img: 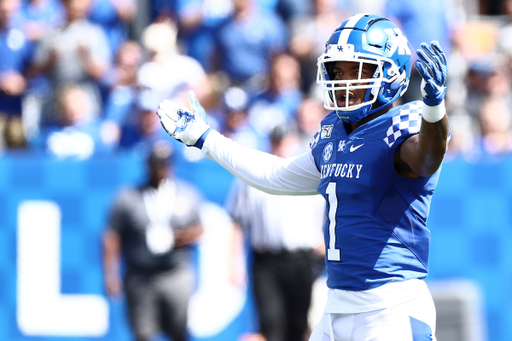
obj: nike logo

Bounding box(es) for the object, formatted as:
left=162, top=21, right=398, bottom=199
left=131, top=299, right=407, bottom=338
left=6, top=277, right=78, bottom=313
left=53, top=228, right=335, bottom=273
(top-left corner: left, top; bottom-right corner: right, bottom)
left=350, top=143, right=364, bottom=152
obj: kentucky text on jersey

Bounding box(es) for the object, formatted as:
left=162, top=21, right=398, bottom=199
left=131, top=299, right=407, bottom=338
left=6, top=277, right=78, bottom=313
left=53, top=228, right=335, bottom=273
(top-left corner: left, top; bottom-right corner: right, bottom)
left=320, top=163, right=363, bottom=179
left=311, top=101, right=439, bottom=291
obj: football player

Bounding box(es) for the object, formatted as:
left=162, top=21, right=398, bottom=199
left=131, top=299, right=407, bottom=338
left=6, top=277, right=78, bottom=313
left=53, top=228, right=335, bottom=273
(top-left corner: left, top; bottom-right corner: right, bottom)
left=156, top=13, right=449, bottom=341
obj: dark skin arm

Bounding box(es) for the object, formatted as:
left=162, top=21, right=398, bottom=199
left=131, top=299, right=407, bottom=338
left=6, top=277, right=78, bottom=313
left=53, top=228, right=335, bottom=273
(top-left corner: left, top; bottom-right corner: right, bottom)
left=103, top=230, right=123, bottom=297
left=174, top=223, right=204, bottom=247
left=346, top=100, right=449, bottom=179
left=394, top=114, right=450, bottom=178
left=395, top=40, right=450, bottom=178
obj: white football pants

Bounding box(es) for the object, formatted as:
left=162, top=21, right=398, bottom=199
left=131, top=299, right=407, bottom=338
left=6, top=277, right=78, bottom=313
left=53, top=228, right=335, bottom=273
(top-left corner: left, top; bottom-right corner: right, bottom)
left=308, top=290, right=436, bottom=341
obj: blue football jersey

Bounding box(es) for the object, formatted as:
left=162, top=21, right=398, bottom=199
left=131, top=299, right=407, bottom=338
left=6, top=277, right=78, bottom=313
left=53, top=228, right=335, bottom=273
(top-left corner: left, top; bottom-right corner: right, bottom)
left=310, top=101, right=441, bottom=291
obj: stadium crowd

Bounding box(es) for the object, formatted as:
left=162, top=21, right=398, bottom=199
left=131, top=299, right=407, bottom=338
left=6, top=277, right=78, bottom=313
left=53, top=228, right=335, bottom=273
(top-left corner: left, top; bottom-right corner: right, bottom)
left=2, top=0, right=512, bottom=162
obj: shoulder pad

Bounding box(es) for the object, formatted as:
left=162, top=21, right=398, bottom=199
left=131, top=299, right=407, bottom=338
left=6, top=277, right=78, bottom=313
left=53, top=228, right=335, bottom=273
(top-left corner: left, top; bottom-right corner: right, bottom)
left=383, top=101, right=423, bottom=147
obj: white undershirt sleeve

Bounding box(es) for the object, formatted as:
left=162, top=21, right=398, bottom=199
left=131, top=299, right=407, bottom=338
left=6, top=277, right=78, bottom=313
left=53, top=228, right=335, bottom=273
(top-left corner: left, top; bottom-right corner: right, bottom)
left=201, top=131, right=321, bottom=195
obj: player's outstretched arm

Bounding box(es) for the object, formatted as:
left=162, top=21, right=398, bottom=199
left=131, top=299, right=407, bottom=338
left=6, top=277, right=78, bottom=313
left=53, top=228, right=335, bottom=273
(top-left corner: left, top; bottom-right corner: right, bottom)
left=395, top=41, right=450, bottom=178
left=156, top=91, right=321, bottom=195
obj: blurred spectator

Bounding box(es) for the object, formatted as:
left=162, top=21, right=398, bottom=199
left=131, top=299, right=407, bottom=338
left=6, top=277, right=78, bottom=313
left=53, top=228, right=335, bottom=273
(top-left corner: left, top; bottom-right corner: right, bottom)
left=174, top=0, right=233, bottom=71
left=31, top=84, right=116, bottom=158
left=288, top=0, right=347, bottom=93
left=29, top=0, right=111, bottom=124
left=341, top=0, right=386, bottom=15
left=220, top=86, right=267, bottom=150
left=151, top=0, right=179, bottom=22
left=210, top=0, right=288, bottom=93
left=443, top=113, right=479, bottom=161
left=101, top=40, right=144, bottom=127
left=295, top=95, right=328, bottom=151
left=103, top=141, right=204, bottom=341
left=464, top=54, right=512, bottom=118
left=497, top=0, right=512, bottom=65
left=476, top=96, right=512, bottom=156
left=443, top=33, right=469, bottom=116
left=191, top=73, right=226, bottom=125
left=15, top=0, right=66, bottom=141
left=246, top=53, right=302, bottom=141
left=384, top=0, right=458, bottom=103
left=16, top=0, right=65, bottom=43
left=87, top=0, right=137, bottom=57
left=275, top=0, right=311, bottom=24
left=137, top=20, right=207, bottom=102
left=226, top=124, right=325, bottom=341
left=0, top=0, right=34, bottom=149
left=117, top=89, right=174, bottom=157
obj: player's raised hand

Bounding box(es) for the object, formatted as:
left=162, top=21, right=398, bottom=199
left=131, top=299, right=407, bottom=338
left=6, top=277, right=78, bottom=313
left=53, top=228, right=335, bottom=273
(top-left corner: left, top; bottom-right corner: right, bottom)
left=156, top=91, right=211, bottom=148
left=415, top=41, right=448, bottom=107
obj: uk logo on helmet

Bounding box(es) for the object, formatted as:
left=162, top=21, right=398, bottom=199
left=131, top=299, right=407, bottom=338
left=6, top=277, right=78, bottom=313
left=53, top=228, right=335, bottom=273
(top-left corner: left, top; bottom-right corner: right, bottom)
left=384, top=28, right=411, bottom=56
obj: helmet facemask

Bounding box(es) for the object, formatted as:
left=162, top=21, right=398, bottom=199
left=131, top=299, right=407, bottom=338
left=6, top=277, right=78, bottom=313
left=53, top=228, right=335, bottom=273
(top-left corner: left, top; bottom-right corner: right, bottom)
left=317, top=51, right=402, bottom=123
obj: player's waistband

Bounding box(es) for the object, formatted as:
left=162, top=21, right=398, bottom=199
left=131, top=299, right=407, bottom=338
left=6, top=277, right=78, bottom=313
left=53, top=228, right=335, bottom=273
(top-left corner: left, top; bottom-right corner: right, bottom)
left=324, top=278, right=430, bottom=314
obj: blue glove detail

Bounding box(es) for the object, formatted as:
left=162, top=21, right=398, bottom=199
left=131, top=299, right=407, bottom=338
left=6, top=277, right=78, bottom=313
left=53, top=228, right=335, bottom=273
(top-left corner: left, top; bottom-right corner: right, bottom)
left=415, top=41, right=448, bottom=106
left=194, top=128, right=212, bottom=149
left=173, top=108, right=195, bottom=135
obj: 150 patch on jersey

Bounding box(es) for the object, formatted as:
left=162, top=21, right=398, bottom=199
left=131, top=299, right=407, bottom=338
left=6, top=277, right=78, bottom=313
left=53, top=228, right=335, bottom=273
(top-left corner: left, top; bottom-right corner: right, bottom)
left=321, top=125, right=334, bottom=139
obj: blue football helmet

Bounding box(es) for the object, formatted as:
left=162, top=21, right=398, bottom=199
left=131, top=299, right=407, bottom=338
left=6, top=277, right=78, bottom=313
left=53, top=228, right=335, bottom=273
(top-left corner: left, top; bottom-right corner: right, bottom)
left=316, top=14, right=412, bottom=123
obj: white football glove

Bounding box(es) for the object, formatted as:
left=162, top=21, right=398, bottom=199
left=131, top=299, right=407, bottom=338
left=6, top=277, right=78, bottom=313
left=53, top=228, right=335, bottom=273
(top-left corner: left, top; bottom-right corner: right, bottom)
left=156, top=91, right=211, bottom=148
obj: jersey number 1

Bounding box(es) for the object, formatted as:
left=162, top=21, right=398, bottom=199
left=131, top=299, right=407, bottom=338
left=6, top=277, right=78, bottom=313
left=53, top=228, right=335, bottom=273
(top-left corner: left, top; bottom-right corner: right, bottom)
left=326, top=182, right=341, bottom=261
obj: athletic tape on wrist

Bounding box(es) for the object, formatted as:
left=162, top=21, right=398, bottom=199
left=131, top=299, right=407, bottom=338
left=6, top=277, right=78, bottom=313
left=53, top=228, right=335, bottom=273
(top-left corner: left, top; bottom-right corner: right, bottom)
left=422, top=101, right=446, bottom=123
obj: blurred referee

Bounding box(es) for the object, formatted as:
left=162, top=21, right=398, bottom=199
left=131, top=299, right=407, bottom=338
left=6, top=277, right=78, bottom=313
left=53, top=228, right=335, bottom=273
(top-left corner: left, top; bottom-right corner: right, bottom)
left=226, top=125, right=325, bottom=341
left=103, top=141, right=203, bottom=341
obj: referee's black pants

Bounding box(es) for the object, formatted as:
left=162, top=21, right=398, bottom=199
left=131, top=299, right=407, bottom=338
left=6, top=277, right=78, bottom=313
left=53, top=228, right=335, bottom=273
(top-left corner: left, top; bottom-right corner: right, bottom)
left=252, top=249, right=319, bottom=341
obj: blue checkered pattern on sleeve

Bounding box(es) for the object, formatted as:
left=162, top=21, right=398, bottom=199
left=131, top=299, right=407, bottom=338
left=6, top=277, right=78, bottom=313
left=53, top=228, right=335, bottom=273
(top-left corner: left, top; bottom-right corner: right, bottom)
left=383, top=101, right=423, bottom=147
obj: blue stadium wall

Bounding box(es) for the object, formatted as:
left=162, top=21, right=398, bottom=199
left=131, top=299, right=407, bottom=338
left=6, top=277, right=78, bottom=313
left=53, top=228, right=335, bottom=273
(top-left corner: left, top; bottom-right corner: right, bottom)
left=0, top=152, right=511, bottom=341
